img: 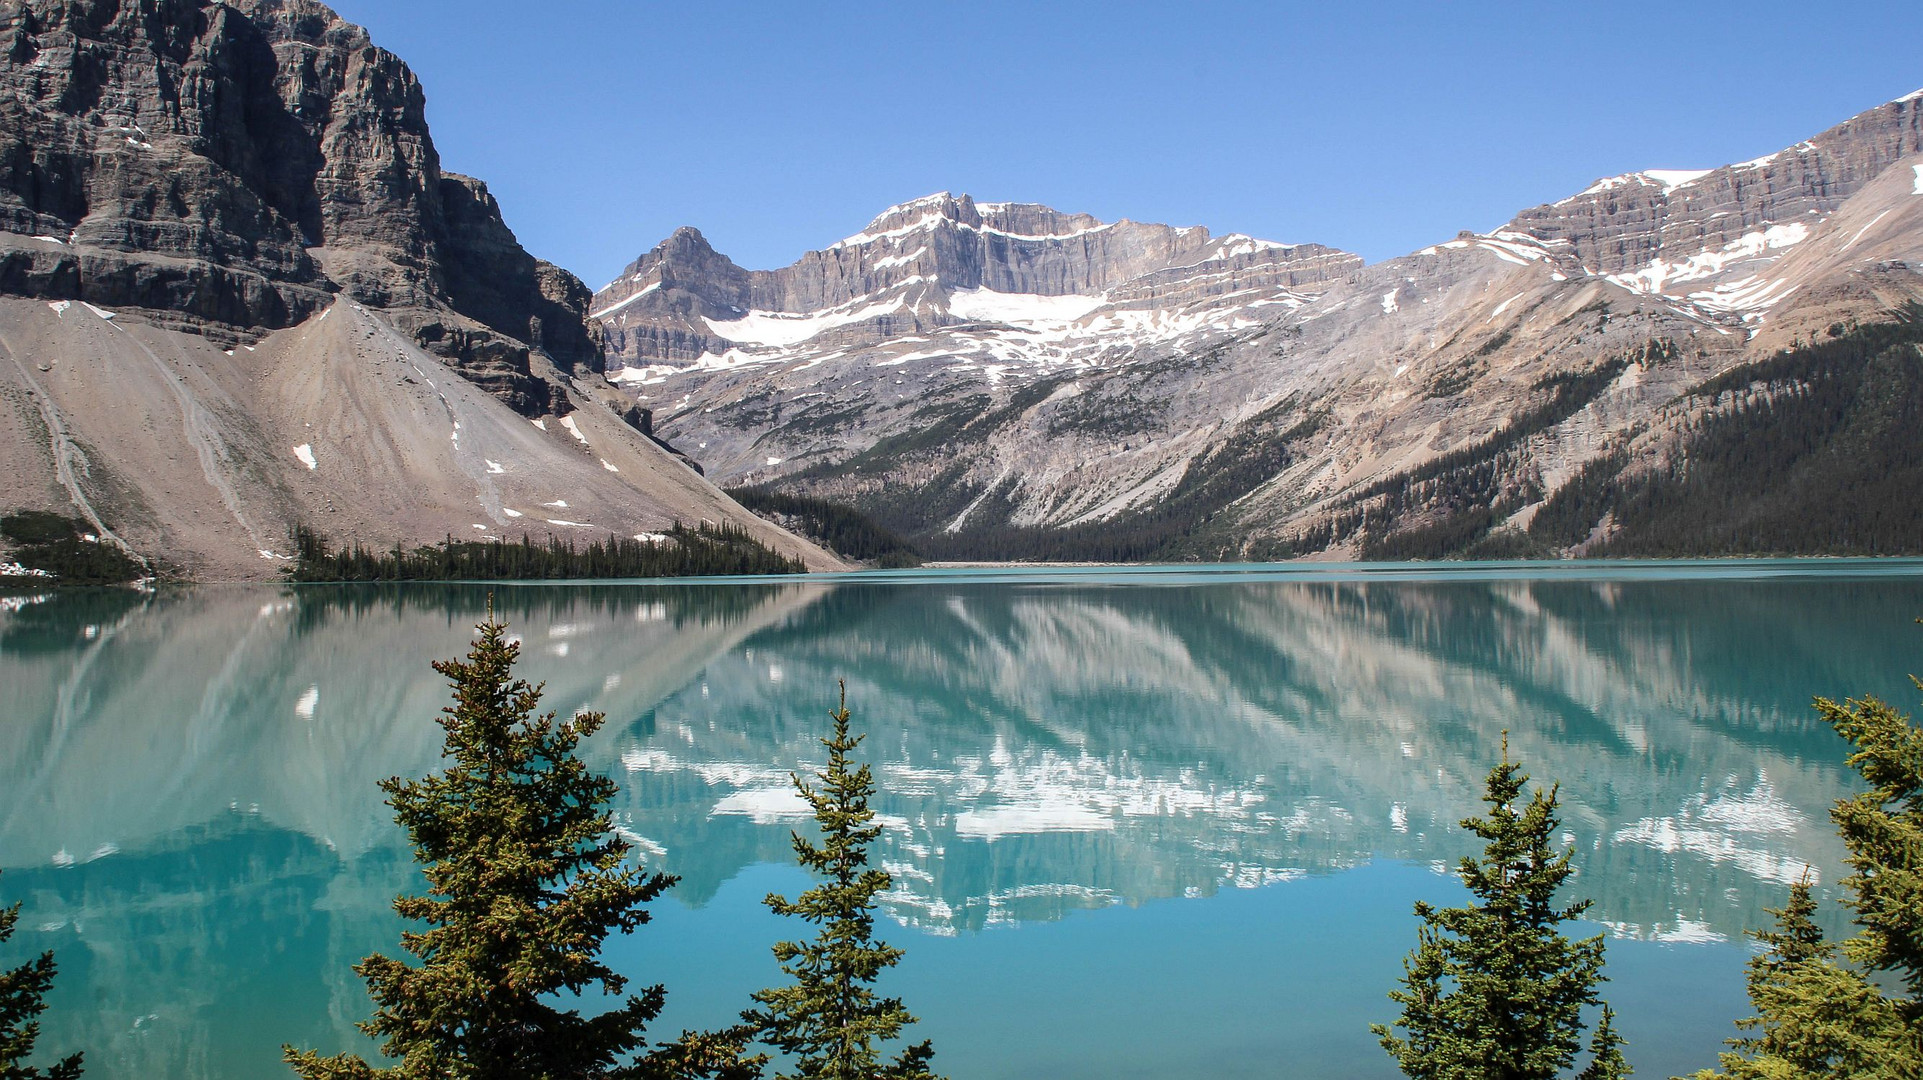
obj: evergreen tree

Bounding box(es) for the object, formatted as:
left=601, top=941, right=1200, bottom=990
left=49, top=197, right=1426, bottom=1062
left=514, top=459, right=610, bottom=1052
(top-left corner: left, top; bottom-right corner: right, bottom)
left=0, top=870, right=82, bottom=1080
left=285, top=616, right=759, bottom=1080
left=1817, top=689, right=1923, bottom=1016
left=1373, top=737, right=1622, bottom=1080
left=1576, top=1006, right=1628, bottom=1080
left=1689, top=880, right=1905, bottom=1080
left=746, top=684, right=939, bottom=1080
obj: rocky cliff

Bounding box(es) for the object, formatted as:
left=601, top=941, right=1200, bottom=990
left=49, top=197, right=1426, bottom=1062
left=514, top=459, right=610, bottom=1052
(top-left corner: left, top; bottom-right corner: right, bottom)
left=1508, top=92, right=1923, bottom=280
left=0, top=0, right=839, bottom=578
left=0, top=0, right=603, bottom=415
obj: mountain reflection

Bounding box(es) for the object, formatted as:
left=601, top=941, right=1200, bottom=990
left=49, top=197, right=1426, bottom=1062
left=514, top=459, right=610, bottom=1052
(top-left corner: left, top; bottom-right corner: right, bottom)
left=608, top=576, right=1888, bottom=938
left=2, top=570, right=1917, bottom=1075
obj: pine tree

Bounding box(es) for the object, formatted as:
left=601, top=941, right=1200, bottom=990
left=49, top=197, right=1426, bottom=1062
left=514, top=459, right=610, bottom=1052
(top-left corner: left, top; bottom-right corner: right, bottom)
left=746, top=683, right=939, bottom=1080
left=1576, top=1006, right=1628, bottom=1080
left=1373, top=736, right=1623, bottom=1080
left=284, top=616, right=759, bottom=1080
left=1689, top=880, right=1905, bottom=1080
left=1817, top=689, right=1923, bottom=1015
left=0, top=870, right=82, bottom=1080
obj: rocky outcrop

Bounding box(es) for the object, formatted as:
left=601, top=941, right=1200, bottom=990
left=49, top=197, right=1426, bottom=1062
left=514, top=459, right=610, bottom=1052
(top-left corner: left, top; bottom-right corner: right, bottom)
left=0, top=0, right=604, bottom=414
left=1507, top=93, right=1923, bottom=278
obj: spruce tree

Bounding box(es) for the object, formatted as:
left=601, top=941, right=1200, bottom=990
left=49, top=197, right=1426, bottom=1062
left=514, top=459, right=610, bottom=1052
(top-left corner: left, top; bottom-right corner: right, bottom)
left=284, top=616, right=758, bottom=1080
left=1690, top=677, right=1923, bottom=1079
left=1373, top=737, right=1623, bottom=1080
left=0, top=870, right=82, bottom=1080
left=1689, top=880, right=1904, bottom=1080
left=746, top=683, right=939, bottom=1080
left=1817, top=689, right=1923, bottom=1014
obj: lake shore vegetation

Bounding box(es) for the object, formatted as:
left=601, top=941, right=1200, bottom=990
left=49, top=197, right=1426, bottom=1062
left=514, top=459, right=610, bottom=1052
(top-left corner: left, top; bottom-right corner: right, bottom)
left=290, top=523, right=804, bottom=582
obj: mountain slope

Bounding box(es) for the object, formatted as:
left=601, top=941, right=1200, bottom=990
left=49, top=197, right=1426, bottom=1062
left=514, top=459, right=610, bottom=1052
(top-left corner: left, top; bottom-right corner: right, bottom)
left=0, top=0, right=841, bottom=576
left=595, top=90, right=1923, bottom=560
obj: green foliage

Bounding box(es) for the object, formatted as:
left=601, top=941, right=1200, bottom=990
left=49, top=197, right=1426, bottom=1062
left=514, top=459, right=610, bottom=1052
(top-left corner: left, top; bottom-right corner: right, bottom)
left=0, top=512, right=78, bottom=546
left=1820, top=688, right=1923, bottom=1007
left=1373, top=740, right=1621, bottom=1080
left=0, top=869, right=83, bottom=1079
left=1531, top=307, right=1923, bottom=556
left=291, top=523, right=804, bottom=582
left=1347, top=349, right=1648, bottom=559
left=1688, top=881, right=1906, bottom=1080
left=1693, top=665, right=1923, bottom=1079
left=284, top=619, right=758, bottom=1080
left=0, top=511, right=143, bottom=585
left=723, top=489, right=921, bottom=567
left=746, top=685, right=939, bottom=1080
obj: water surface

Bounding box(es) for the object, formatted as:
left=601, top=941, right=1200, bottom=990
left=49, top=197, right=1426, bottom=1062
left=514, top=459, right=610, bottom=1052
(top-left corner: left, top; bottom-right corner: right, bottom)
left=4, top=561, right=1920, bottom=1078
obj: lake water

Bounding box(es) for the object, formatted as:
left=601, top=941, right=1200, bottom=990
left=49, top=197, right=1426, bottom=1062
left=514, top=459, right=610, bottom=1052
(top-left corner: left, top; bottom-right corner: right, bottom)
left=5, top=562, right=1922, bottom=1079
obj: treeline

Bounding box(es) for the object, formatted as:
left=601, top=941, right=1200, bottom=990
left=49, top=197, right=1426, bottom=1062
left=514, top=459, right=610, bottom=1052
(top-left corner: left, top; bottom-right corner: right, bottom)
left=1528, top=306, right=1923, bottom=556
left=1340, top=346, right=1659, bottom=560
left=0, top=511, right=144, bottom=585
left=725, top=487, right=923, bottom=567
left=290, top=522, right=804, bottom=581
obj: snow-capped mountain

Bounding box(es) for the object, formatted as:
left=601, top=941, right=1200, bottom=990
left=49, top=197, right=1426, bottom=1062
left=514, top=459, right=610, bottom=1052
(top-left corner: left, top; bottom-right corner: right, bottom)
left=594, top=192, right=1359, bottom=377
left=596, top=91, right=1923, bottom=560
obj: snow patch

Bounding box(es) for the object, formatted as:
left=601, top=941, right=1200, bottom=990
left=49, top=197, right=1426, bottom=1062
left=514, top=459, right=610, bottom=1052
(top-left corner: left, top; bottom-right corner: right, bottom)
left=1643, top=168, right=1712, bottom=192
left=601, top=459, right=620, bottom=473
left=546, top=518, right=594, bottom=527
left=870, top=246, right=927, bottom=270
left=589, top=281, right=660, bottom=319
left=485, top=459, right=505, bottom=474
left=81, top=302, right=116, bottom=320
left=948, top=287, right=1107, bottom=327
left=1607, top=223, right=1810, bottom=296
left=1380, top=290, right=1399, bottom=314
left=47, top=300, right=70, bottom=315
left=559, top=415, right=590, bottom=445
left=1912, top=163, right=1923, bottom=195
left=294, top=685, right=319, bottom=720
left=502, top=508, right=524, bottom=518
left=1211, top=234, right=1291, bottom=259
left=705, top=296, right=906, bottom=347
left=530, top=418, right=547, bottom=431
left=292, top=444, right=317, bottom=470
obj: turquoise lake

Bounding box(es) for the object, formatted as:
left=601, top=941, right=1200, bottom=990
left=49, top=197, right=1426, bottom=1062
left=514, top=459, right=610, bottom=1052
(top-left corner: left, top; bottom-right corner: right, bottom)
left=5, top=561, right=1923, bottom=1078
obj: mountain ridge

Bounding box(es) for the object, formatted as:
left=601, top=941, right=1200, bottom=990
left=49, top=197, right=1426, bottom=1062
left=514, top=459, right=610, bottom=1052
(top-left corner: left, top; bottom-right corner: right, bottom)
left=590, top=87, right=1923, bottom=560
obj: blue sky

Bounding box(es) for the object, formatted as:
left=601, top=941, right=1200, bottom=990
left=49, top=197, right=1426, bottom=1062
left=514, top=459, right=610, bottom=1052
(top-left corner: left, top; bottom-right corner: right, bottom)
left=327, top=1, right=1923, bottom=287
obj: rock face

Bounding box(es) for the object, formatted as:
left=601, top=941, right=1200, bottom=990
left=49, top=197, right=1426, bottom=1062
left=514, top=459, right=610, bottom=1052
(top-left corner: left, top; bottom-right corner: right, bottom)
left=1509, top=93, right=1923, bottom=278
left=0, top=0, right=840, bottom=578
left=593, top=192, right=1362, bottom=368
left=599, top=92, right=1923, bottom=561
left=0, top=0, right=604, bottom=415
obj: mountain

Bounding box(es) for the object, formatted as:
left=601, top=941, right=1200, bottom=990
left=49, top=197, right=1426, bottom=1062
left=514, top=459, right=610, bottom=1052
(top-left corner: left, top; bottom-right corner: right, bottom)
left=0, top=0, right=839, bottom=578
left=594, top=193, right=1360, bottom=370
left=597, top=92, right=1923, bottom=560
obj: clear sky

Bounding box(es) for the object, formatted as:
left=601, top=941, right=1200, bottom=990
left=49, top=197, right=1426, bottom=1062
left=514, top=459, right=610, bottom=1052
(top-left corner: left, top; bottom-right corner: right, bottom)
left=326, top=0, right=1923, bottom=288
